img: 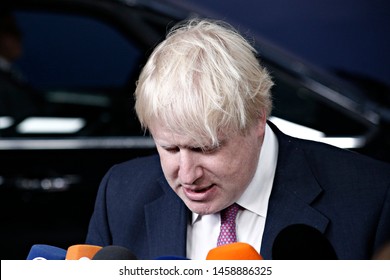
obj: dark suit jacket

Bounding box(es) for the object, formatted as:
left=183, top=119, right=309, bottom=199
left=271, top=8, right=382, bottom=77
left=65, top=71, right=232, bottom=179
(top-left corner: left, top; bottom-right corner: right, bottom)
left=86, top=122, right=390, bottom=259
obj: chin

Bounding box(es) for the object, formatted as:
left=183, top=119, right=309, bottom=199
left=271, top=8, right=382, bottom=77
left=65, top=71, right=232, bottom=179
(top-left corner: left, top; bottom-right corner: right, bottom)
left=185, top=201, right=222, bottom=215
left=186, top=202, right=211, bottom=215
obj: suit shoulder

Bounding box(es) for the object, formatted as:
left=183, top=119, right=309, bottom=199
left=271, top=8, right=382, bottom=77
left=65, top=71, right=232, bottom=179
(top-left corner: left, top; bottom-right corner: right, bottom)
left=110, top=154, right=161, bottom=174
left=290, top=136, right=390, bottom=184
left=97, top=154, right=168, bottom=203
left=270, top=120, right=390, bottom=173
left=103, top=154, right=164, bottom=186
left=303, top=138, right=388, bottom=168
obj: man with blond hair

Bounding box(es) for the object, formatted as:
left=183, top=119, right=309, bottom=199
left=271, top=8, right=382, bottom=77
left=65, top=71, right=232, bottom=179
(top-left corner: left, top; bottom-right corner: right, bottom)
left=86, top=18, right=390, bottom=260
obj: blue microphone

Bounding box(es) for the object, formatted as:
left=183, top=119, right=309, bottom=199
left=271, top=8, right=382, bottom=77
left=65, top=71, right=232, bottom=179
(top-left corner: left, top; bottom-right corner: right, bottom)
left=26, top=244, right=67, bottom=260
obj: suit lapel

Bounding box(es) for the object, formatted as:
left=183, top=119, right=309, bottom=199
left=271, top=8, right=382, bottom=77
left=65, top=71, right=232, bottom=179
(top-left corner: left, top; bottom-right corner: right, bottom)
left=261, top=122, right=330, bottom=259
left=144, top=177, right=189, bottom=259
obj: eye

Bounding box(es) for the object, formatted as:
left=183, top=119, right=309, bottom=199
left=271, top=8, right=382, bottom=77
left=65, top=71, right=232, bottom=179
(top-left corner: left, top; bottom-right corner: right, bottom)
left=202, top=140, right=224, bottom=154
left=163, top=146, right=180, bottom=153
left=190, top=147, right=204, bottom=153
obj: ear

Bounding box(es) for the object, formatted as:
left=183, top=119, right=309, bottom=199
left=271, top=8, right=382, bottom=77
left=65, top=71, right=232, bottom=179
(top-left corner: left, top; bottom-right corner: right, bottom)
left=261, top=108, right=268, bottom=125
left=255, top=109, right=267, bottom=137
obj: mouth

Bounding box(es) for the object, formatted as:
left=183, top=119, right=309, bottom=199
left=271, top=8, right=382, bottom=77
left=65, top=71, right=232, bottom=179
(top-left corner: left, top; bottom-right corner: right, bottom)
left=192, top=185, right=214, bottom=193
left=182, top=184, right=216, bottom=201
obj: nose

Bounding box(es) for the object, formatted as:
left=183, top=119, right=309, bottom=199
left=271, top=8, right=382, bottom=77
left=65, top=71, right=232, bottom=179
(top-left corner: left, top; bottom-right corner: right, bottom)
left=178, top=150, right=203, bottom=185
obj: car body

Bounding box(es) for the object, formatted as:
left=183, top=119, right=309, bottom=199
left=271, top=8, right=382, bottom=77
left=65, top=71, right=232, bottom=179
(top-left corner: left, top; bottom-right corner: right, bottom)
left=1, top=0, right=389, bottom=259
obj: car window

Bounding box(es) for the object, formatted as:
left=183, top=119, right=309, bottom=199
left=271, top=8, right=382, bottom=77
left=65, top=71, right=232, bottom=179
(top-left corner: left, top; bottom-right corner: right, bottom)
left=16, top=12, right=141, bottom=89
left=1, top=10, right=144, bottom=137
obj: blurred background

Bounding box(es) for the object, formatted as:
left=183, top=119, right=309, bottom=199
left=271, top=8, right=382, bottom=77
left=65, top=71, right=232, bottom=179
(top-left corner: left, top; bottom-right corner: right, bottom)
left=170, top=0, right=390, bottom=88
left=1, top=0, right=389, bottom=259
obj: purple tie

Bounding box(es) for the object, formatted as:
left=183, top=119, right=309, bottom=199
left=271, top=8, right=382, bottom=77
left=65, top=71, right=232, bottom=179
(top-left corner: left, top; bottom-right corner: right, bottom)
left=217, top=203, right=241, bottom=246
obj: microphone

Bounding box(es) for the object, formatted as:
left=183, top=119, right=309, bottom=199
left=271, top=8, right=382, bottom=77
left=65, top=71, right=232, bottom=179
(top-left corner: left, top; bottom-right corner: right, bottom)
left=206, top=242, right=263, bottom=260
left=65, top=244, right=102, bottom=260
left=272, top=224, right=338, bottom=260
left=26, top=244, right=67, bottom=260
left=92, top=245, right=138, bottom=260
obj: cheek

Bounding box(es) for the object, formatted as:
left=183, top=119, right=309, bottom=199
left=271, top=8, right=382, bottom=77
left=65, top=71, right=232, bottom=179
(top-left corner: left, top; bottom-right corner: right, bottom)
left=221, top=144, right=260, bottom=184
left=158, top=153, right=178, bottom=178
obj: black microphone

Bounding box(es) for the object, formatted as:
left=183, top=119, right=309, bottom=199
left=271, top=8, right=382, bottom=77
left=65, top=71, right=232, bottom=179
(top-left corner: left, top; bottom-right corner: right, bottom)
left=92, top=245, right=138, bottom=260
left=272, top=224, right=338, bottom=260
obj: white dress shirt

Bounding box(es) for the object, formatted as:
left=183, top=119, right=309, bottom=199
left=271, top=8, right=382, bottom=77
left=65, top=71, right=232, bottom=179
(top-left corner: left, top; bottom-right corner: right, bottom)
left=186, top=123, right=279, bottom=259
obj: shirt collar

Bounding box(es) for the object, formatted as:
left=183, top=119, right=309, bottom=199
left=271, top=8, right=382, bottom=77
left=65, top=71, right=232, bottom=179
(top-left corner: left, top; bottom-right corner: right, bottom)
left=236, top=123, right=278, bottom=217
left=191, top=123, right=279, bottom=224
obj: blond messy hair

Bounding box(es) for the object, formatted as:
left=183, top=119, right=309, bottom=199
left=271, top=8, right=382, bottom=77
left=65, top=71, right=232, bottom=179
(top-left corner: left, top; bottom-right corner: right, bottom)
left=134, top=18, right=273, bottom=147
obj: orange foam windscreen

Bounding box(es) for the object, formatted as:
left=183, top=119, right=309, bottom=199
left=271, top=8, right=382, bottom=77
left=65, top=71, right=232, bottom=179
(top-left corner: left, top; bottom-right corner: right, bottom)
left=65, top=244, right=102, bottom=260
left=206, top=242, right=263, bottom=260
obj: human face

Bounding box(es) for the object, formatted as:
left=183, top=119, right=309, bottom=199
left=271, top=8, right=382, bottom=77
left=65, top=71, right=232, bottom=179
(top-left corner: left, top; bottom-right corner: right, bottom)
left=150, top=119, right=266, bottom=215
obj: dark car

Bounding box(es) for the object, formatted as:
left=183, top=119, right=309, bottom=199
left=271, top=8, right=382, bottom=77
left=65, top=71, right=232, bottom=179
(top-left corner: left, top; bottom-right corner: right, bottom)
left=1, top=0, right=389, bottom=259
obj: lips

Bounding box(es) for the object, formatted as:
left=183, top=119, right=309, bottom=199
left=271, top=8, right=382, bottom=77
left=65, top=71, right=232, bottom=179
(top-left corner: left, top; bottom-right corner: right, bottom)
left=182, top=184, right=216, bottom=201
left=194, top=185, right=213, bottom=192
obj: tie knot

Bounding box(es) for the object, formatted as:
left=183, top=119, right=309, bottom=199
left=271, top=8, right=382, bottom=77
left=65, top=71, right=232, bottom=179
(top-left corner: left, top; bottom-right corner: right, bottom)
left=220, top=203, right=241, bottom=223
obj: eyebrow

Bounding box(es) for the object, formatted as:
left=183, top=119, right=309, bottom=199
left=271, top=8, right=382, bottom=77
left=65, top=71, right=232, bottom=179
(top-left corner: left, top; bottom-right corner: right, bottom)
left=159, top=140, right=225, bottom=151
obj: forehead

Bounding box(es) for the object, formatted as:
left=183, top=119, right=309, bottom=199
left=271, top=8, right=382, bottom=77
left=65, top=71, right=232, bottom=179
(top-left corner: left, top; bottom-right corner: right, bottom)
left=150, top=123, right=205, bottom=146
left=149, top=121, right=226, bottom=148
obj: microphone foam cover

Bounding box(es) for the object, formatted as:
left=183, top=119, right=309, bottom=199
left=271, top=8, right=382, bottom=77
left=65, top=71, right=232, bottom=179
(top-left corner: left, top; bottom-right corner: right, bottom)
left=272, top=224, right=338, bottom=260
left=66, top=244, right=102, bottom=260
left=206, top=242, right=262, bottom=260
left=92, top=245, right=138, bottom=260
left=27, top=244, right=67, bottom=260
